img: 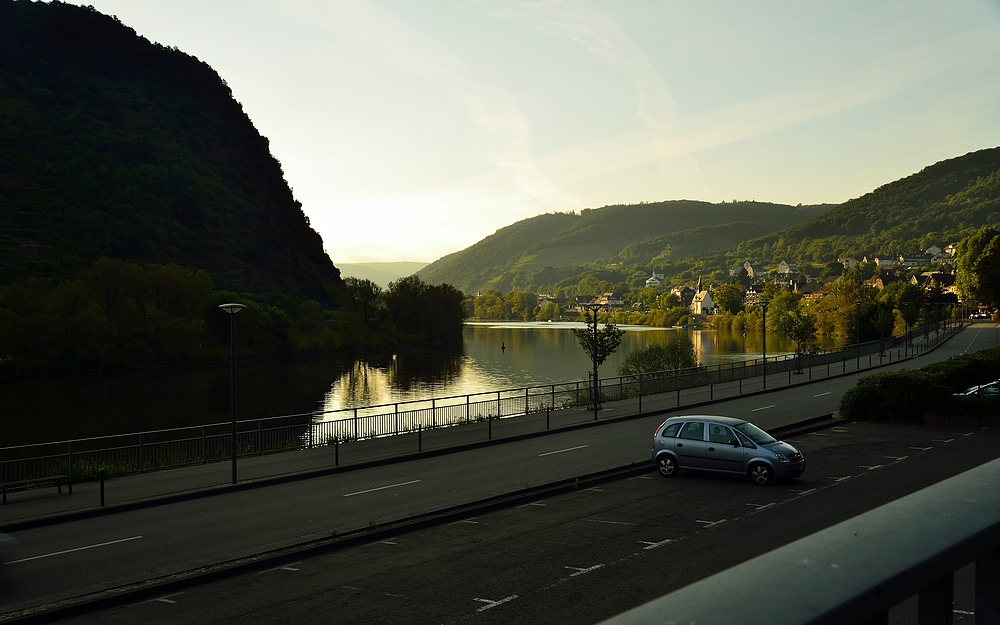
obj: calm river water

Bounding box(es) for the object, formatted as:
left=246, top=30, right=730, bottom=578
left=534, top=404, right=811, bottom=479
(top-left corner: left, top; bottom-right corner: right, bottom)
left=1, top=323, right=844, bottom=446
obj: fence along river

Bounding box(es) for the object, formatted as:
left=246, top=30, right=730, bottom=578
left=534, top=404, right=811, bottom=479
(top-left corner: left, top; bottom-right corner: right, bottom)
left=10, top=322, right=962, bottom=488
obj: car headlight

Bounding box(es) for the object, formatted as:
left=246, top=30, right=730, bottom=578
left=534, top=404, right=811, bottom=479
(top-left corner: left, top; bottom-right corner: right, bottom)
left=777, top=455, right=790, bottom=463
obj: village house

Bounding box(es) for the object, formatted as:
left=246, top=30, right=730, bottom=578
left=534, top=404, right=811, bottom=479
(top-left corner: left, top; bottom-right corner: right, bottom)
left=874, top=256, right=896, bottom=269
left=839, top=257, right=860, bottom=269
left=743, top=286, right=760, bottom=308
left=794, top=280, right=825, bottom=299
left=690, top=290, right=716, bottom=315
left=644, top=270, right=665, bottom=288
left=744, top=261, right=767, bottom=280
left=672, top=285, right=696, bottom=307
left=899, top=253, right=929, bottom=268
left=592, top=292, right=625, bottom=309
left=944, top=243, right=959, bottom=257
left=776, top=260, right=798, bottom=275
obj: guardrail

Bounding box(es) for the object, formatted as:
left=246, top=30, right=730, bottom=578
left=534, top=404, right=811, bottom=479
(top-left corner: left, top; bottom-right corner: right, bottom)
left=597, top=454, right=1000, bottom=625
left=0, top=322, right=960, bottom=489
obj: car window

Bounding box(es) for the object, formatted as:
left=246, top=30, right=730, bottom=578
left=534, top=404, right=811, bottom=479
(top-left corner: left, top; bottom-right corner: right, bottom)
left=708, top=424, right=735, bottom=444
left=733, top=422, right=776, bottom=444
left=733, top=429, right=756, bottom=448
left=678, top=422, right=705, bottom=440
left=660, top=423, right=682, bottom=438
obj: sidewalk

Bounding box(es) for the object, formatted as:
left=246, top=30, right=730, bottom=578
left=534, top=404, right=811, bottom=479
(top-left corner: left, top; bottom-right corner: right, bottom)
left=0, top=325, right=968, bottom=529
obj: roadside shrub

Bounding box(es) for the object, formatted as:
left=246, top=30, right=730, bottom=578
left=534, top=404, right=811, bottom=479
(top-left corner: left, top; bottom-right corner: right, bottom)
left=839, top=371, right=951, bottom=422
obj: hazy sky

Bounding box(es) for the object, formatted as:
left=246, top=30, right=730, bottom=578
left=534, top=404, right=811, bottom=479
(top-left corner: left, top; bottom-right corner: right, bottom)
left=90, top=0, right=1000, bottom=264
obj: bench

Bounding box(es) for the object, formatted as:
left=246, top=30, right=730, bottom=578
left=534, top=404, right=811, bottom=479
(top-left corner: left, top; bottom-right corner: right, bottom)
left=1, top=475, right=71, bottom=504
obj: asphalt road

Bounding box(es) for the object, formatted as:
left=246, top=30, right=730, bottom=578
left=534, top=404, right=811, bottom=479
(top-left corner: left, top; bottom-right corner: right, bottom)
left=61, top=422, right=1000, bottom=625
left=1, top=321, right=997, bottom=619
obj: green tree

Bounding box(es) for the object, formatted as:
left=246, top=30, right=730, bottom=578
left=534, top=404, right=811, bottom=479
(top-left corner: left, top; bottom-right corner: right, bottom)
left=956, top=226, right=1000, bottom=304
left=870, top=302, right=895, bottom=355
left=972, top=236, right=1000, bottom=309
left=535, top=301, right=560, bottom=321
left=573, top=308, right=625, bottom=407
left=779, top=309, right=817, bottom=372
left=712, top=283, right=746, bottom=315
left=618, top=333, right=697, bottom=376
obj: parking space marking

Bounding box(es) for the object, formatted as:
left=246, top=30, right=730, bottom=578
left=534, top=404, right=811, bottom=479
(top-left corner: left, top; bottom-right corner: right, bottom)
left=585, top=487, right=604, bottom=492
left=638, top=539, right=673, bottom=550
left=826, top=476, right=852, bottom=482
left=518, top=502, right=547, bottom=508
left=746, top=503, right=776, bottom=511
left=447, top=519, right=479, bottom=525
left=808, top=432, right=828, bottom=436
left=629, top=475, right=654, bottom=480
left=751, top=404, right=776, bottom=412
left=343, top=480, right=421, bottom=497
left=859, top=465, right=883, bottom=471
left=585, top=519, right=633, bottom=526
left=566, top=564, right=604, bottom=577
left=932, top=439, right=955, bottom=444
left=884, top=455, right=908, bottom=461
left=813, top=392, right=831, bottom=397
left=145, top=593, right=183, bottom=605
left=696, top=519, right=727, bottom=528
left=539, top=445, right=588, bottom=457
left=911, top=446, right=933, bottom=451
left=259, top=562, right=303, bottom=574
left=790, top=488, right=817, bottom=495
left=474, top=596, right=518, bottom=612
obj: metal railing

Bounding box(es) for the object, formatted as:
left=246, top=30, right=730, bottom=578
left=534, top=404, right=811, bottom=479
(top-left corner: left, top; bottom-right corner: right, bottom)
left=0, top=322, right=961, bottom=490
left=597, top=454, right=1000, bottom=625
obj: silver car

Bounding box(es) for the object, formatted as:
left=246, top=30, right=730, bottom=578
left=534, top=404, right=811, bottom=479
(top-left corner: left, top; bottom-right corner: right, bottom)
left=651, top=415, right=805, bottom=485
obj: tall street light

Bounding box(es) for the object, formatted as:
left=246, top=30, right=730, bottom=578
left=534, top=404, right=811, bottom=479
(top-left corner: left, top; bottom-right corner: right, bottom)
left=579, top=302, right=604, bottom=418
left=758, top=300, right=770, bottom=390
left=854, top=300, right=863, bottom=370
left=219, top=303, right=246, bottom=484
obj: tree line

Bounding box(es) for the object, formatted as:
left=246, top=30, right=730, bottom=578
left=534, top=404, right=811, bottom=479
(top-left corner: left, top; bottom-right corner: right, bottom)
left=0, top=259, right=465, bottom=375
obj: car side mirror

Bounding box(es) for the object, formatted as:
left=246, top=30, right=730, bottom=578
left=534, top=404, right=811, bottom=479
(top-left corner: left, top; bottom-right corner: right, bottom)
left=728, top=439, right=740, bottom=446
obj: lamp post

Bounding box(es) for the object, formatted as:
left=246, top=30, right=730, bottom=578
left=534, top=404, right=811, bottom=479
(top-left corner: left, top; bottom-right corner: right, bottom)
left=219, top=303, right=246, bottom=484
left=854, top=300, right=863, bottom=370
left=758, top=300, right=770, bottom=389
left=579, top=302, right=604, bottom=417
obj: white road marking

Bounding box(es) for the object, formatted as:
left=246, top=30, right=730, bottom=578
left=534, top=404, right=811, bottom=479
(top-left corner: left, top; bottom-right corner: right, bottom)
left=826, top=476, right=852, bottom=482
left=474, top=595, right=518, bottom=612
left=791, top=488, right=817, bottom=495
left=910, top=446, right=933, bottom=451
left=585, top=487, right=603, bottom=492
left=447, top=519, right=479, bottom=525
left=884, top=455, right=909, bottom=461
left=813, top=392, right=831, bottom=397
left=954, top=610, right=974, bottom=615
left=629, top=475, right=654, bottom=480
left=696, top=519, right=727, bottom=528
left=539, top=445, right=588, bottom=457
left=566, top=564, right=604, bottom=577
left=859, top=465, right=883, bottom=471
left=259, top=562, right=303, bottom=574
left=145, top=593, right=183, bottom=604
left=747, top=503, right=776, bottom=511
left=517, top=502, right=547, bottom=508
left=156, top=598, right=177, bottom=604
left=585, top=519, right=633, bottom=526
left=5, top=535, right=143, bottom=564
left=808, top=432, right=828, bottom=436
left=379, top=541, right=398, bottom=545
left=751, top=404, right=776, bottom=412
left=638, top=539, right=673, bottom=550
left=343, top=480, right=421, bottom=497
left=932, top=439, right=955, bottom=443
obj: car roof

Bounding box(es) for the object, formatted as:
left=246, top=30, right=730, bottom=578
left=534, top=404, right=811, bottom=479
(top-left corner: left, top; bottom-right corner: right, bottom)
left=663, top=415, right=746, bottom=426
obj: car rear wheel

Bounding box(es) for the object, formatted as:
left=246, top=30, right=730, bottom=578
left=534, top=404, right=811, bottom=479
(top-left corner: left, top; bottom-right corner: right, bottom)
left=749, top=463, right=773, bottom=485
left=656, top=455, right=677, bottom=478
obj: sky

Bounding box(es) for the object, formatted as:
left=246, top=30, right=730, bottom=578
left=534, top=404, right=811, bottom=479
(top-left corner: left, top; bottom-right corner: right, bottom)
left=89, top=0, right=1000, bottom=264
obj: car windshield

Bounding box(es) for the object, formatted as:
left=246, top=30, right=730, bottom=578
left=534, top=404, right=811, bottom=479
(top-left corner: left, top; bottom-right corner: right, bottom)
left=734, top=422, right=776, bottom=445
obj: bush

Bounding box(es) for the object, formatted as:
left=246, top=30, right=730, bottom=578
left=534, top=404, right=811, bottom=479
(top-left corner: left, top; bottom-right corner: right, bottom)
left=839, top=371, right=950, bottom=422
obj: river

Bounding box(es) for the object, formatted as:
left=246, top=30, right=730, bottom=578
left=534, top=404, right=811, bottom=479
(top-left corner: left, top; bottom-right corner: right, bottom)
left=0, top=323, right=844, bottom=446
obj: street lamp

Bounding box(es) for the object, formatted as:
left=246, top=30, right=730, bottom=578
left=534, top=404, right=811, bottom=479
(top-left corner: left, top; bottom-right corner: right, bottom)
left=219, top=302, right=246, bottom=484
left=758, top=300, right=770, bottom=389
left=854, top=300, right=863, bottom=370
left=579, top=302, right=604, bottom=418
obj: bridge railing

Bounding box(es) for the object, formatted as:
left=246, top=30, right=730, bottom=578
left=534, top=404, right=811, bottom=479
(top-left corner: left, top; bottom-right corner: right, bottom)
left=0, top=322, right=961, bottom=487
left=597, top=455, right=1000, bottom=625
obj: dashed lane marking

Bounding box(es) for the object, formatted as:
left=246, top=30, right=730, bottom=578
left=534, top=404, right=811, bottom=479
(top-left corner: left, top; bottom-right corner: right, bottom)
left=539, top=445, right=588, bottom=457
left=751, top=404, right=776, bottom=412
left=343, top=480, right=421, bottom=497
left=5, top=535, right=143, bottom=564
left=638, top=539, right=673, bottom=550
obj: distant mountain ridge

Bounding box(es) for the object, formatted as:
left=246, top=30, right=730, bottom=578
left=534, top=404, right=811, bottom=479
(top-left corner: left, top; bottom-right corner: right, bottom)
left=337, top=261, right=428, bottom=288
left=0, top=0, right=340, bottom=301
left=419, top=201, right=829, bottom=293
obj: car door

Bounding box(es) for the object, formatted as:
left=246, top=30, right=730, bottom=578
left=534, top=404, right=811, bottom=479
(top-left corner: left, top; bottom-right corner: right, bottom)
left=674, top=421, right=707, bottom=468
left=706, top=424, right=745, bottom=473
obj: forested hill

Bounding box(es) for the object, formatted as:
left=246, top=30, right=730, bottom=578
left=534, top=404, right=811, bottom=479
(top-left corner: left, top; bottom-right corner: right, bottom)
left=726, top=147, right=1000, bottom=264
left=0, top=0, right=340, bottom=302
left=419, top=200, right=828, bottom=294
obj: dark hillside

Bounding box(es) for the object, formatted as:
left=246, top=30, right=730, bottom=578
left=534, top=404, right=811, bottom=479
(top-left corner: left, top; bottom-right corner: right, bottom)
left=0, top=0, right=340, bottom=301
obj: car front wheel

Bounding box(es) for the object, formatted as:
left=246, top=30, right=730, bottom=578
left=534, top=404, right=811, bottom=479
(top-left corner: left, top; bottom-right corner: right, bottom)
left=749, top=463, right=773, bottom=485
left=657, top=455, right=677, bottom=478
